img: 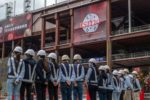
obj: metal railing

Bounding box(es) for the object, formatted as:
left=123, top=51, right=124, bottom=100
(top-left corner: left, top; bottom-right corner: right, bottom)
left=45, top=42, right=55, bottom=48
left=59, top=40, right=70, bottom=45
left=112, top=51, right=150, bottom=60
left=112, top=24, right=150, bottom=35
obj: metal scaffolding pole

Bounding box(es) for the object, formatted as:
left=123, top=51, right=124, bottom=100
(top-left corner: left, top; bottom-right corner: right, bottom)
left=128, top=0, right=132, bottom=33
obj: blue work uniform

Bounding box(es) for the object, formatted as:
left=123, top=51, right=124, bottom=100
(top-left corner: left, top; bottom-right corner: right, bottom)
left=20, top=58, right=36, bottom=100
left=73, top=63, right=85, bottom=100
left=85, top=64, right=98, bottom=100
left=60, top=62, right=75, bottom=100
left=124, top=75, right=133, bottom=100
left=48, top=61, right=60, bottom=100
left=112, top=75, right=121, bottom=100
left=7, top=57, right=25, bottom=100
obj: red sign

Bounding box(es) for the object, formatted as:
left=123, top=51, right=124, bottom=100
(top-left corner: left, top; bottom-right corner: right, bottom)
left=0, top=13, right=32, bottom=42
left=74, top=1, right=107, bottom=44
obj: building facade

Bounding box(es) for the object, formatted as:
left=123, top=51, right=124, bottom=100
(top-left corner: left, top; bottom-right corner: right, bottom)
left=0, top=0, right=150, bottom=92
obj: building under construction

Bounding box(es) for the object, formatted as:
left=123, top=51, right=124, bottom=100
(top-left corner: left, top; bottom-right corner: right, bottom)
left=0, top=0, right=150, bottom=89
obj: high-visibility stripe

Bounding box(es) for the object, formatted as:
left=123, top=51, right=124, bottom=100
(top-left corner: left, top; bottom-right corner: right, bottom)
left=9, top=58, right=23, bottom=78
left=77, top=64, right=80, bottom=78
left=51, top=62, right=58, bottom=80
left=61, top=63, right=72, bottom=80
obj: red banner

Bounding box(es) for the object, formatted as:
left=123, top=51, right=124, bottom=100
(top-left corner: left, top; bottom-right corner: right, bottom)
left=73, top=1, right=107, bottom=44
left=0, top=13, right=32, bottom=42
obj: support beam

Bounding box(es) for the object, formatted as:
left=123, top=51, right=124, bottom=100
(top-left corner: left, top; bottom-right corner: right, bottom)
left=70, top=47, right=74, bottom=63
left=106, top=0, right=112, bottom=69
left=70, top=9, right=74, bottom=63
left=128, top=0, right=132, bottom=33
left=55, top=50, right=59, bottom=63
left=41, top=18, right=46, bottom=49
left=70, top=9, right=74, bottom=46
left=55, top=13, right=60, bottom=46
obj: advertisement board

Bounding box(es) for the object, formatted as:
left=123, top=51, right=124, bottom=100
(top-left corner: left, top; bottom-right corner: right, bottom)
left=74, top=1, right=107, bottom=44
left=0, top=13, right=32, bottom=42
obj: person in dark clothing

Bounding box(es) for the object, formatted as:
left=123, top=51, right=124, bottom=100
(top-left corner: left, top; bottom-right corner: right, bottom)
left=85, top=58, right=98, bottom=100
left=35, top=50, right=50, bottom=100
left=98, top=65, right=108, bottom=100
left=20, top=49, right=36, bottom=100
left=47, top=53, right=60, bottom=100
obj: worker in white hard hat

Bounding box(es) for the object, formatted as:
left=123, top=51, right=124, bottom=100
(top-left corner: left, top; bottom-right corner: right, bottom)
left=59, top=54, right=75, bottom=100
left=123, top=68, right=133, bottom=100
left=112, top=70, right=121, bottom=100
left=118, top=70, right=126, bottom=100
left=47, top=52, right=60, bottom=100
left=104, top=65, right=113, bottom=100
left=73, top=54, right=85, bottom=100
left=20, top=49, right=36, bottom=100
left=7, top=46, right=25, bottom=100
left=132, top=71, right=141, bottom=100
left=35, top=50, right=50, bottom=100
left=85, top=58, right=98, bottom=100
left=98, top=65, right=107, bottom=100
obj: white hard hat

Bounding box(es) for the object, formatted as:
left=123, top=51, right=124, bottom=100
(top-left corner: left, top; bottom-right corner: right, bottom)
left=118, top=70, right=125, bottom=74
left=88, top=58, right=97, bottom=64
left=113, top=70, right=118, bottom=75
left=73, top=54, right=82, bottom=60
left=132, top=71, right=138, bottom=75
left=61, top=55, right=70, bottom=61
left=37, top=50, right=46, bottom=56
left=124, top=68, right=129, bottom=73
left=13, top=46, right=23, bottom=53
left=104, top=65, right=110, bottom=69
left=47, top=52, right=57, bottom=60
left=129, top=74, right=133, bottom=79
left=25, top=49, right=35, bottom=56
left=99, top=65, right=105, bottom=70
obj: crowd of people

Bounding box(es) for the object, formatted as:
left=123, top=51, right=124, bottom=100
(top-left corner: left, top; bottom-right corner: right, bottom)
left=6, top=46, right=142, bottom=100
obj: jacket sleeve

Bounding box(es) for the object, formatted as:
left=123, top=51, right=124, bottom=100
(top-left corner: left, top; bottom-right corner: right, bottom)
left=85, top=68, right=92, bottom=82
left=76, top=66, right=85, bottom=81
left=16, top=61, right=25, bottom=81
left=57, top=68, right=61, bottom=84
left=7, top=58, right=11, bottom=73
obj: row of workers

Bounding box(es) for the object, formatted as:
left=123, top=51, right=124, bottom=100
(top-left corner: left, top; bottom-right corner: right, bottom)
left=6, top=46, right=141, bottom=100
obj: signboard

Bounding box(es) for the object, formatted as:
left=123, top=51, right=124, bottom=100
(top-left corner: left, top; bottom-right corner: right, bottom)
left=0, top=13, right=32, bottom=42
left=74, top=1, right=107, bottom=44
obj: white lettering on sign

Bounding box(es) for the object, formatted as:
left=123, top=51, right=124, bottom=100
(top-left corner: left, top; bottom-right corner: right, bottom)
left=4, top=24, right=27, bottom=33
left=80, top=13, right=100, bottom=33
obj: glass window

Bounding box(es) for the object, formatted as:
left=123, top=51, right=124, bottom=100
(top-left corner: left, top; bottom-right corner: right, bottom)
left=0, top=5, right=6, bottom=20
